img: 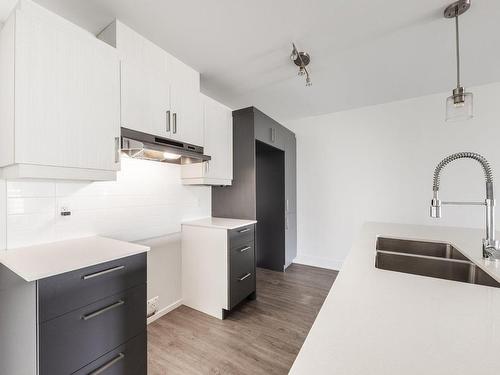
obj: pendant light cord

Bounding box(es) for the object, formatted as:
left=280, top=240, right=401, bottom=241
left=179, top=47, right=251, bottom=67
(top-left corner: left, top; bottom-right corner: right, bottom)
left=455, top=15, right=461, bottom=88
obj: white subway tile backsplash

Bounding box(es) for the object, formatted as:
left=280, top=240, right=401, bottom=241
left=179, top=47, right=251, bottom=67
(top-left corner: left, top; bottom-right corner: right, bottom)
left=7, top=213, right=56, bottom=248
left=4, top=157, right=211, bottom=249
left=7, top=197, right=55, bottom=215
left=7, top=180, right=55, bottom=198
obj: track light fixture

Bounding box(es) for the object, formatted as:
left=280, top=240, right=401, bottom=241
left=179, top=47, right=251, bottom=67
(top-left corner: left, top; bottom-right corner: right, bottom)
left=290, top=43, right=311, bottom=87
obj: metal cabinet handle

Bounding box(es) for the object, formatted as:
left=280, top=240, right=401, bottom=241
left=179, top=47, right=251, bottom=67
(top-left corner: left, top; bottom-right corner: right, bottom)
left=82, top=300, right=125, bottom=321
left=286, top=216, right=289, bottom=230
left=238, top=228, right=251, bottom=233
left=82, top=265, right=125, bottom=280
left=88, top=353, right=125, bottom=375
left=238, top=273, right=252, bottom=281
left=166, top=110, right=171, bottom=132
left=286, top=199, right=289, bottom=212
left=114, top=137, right=120, bottom=163
left=271, top=128, right=276, bottom=143
left=238, top=246, right=251, bottom=253
left=173, top=113, right=177, bottom=134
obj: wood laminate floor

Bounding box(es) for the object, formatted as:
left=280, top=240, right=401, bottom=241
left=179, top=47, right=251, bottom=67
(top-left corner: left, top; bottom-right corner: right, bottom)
left=147, top=264, right=338, bottom=375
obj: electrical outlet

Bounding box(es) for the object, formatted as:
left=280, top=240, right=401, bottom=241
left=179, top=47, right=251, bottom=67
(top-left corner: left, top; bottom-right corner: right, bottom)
left=59, top=205, right=71, bottom=217
left=147, top=296, right=159, bottom=318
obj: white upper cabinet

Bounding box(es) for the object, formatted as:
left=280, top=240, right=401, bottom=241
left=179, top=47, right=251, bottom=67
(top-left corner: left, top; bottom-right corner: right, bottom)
left=168, top=55, right=203, bottom=146
left=103, top=21, right=171, bottom=138
left=0, top=0, right=121, bottom=180
left=181, top=94, right=233, bottom=186
left=99, top=21, right=203, bottom=146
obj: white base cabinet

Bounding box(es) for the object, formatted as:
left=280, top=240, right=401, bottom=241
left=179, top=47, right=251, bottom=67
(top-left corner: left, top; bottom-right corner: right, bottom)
left=0, top=0, right=121, bottom=181
left=182, top=218, right=257, bottom=320
left=181, top=94, right=233, bottom=185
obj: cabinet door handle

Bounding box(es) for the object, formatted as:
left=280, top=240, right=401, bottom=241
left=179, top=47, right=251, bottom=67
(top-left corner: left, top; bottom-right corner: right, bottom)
left=82, top=265, right=125, bottom=280
left=238, top=273, right=252, bottom=281
left=286, top=199, right=289, bottom=212
left=238, top=246, right=251, bottom=253
left=114, top=137, right=120, bottom=163
left=166, top=110, right=171, bottom=132
left=82, top=300, right=125, bottom=321
left=286, top=216, right=289, bottom=230
left=238, top=228, right=251, bottom=233
left=173, top=113, right=177, bottom=134
left=88, top=353, right=125, bottom=375
left=271, top=128, right=276, bottom=143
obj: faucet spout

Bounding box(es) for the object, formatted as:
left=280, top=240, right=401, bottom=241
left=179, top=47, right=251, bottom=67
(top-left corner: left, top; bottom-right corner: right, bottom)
left=430, top=152, right=500, bottom=261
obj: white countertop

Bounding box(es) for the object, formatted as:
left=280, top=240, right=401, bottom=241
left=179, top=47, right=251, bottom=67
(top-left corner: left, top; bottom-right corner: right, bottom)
left=290, top=222, right=500, bottom=375
left=182, top=217, right=257, bottom=230
left=0, top=236, right=150, bottom=282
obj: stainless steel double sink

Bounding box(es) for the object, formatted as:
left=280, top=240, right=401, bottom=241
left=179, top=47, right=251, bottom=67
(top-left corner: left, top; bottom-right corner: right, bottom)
left=375, top=237, right=500, bottom=288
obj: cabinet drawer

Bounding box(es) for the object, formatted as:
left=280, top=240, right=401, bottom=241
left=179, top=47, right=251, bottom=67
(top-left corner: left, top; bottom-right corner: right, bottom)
left=230, top=242, right=255, bottom=282
left=73, top=333, right=147, bottom=375
left=38, top=253, right=146, bottom=322
left=39, top=284, right=146, bottom=375
left=229, top=269, right=255, bottom=310
left=229, top=225, right=255, bottom=248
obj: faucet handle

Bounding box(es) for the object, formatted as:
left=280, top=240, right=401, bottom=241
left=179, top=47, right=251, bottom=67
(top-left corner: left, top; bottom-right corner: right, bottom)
left=482, top=239, right=500, bottom=261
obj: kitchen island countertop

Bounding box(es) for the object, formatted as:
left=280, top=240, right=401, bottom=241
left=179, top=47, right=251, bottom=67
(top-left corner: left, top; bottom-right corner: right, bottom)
left=290, top=222, right=500, bottom=375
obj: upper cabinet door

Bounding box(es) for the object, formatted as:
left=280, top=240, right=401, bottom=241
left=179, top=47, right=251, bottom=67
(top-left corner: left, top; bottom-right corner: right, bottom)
left=100, top=21, right=202, bottom=145
left=180, top=94, right=232, bottom=185
left=203, top=95, right=233, bottom=181
left=116, top=22, right=171, bottom=138
left=14, top=2, right=120, bottom=172
left=254, top=109, right=285, bottom=151
left=167, top=55, right=203, bottom=146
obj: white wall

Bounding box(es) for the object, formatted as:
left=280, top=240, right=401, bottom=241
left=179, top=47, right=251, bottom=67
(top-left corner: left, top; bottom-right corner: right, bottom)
left=0, top=156, right=211, bottom=314
left=286, top=82, right=500, bottom=270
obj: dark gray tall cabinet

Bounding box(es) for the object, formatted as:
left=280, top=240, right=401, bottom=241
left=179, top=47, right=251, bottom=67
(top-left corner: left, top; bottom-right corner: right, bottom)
left=212, top=107, right=297, bottom=271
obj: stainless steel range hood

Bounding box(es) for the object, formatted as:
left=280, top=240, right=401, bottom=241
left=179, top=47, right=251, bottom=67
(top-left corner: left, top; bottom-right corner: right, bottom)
left=121, top=127, right=211, bottom=164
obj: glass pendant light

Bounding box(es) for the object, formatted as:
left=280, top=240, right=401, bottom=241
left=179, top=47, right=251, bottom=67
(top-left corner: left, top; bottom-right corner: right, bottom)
left=444, top=0, right=473, bottom=122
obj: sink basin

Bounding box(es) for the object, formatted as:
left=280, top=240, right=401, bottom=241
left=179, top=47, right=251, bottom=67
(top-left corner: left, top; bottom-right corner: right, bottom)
left=376, top=237, right=469, bottom=261
left=375, top=238, right=500, bottom=288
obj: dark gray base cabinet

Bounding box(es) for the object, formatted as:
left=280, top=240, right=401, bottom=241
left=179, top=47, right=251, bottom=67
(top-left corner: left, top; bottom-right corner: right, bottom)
left=38, top=253, right=147, bottom=375
left=0, top=253, right=148, bottom=375
left=227, top=224, right=256, bottom=311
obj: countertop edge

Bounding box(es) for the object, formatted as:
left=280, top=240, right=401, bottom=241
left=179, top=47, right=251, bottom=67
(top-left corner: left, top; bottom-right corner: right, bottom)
left=0, top=236, right=150, bottom=282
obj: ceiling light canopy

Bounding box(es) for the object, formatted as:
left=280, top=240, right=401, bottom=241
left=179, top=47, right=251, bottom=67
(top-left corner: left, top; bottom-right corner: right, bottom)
left=290, top=43, right=312, bottom=87
left=444, top=0, right=473, bottom=122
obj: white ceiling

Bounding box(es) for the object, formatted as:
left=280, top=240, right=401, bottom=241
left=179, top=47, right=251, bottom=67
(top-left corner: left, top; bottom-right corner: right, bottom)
left=1, top=0, right=500, bottom=122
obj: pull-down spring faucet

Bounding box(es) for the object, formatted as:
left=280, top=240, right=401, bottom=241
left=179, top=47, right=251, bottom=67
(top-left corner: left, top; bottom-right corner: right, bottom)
left=430, top=152, right=500, bottom=260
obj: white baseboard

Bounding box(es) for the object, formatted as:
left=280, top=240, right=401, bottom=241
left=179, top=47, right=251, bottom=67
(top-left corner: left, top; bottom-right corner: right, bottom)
left=147, top=299, right=182, bottom=325
left=293, top=254, right=343, bottom=271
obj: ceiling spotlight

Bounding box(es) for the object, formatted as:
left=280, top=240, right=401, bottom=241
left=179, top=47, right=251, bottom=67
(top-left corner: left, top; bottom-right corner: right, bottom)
left=444, top=0, right=473, bottom=122
left=291, top=43, right=311, bottom=87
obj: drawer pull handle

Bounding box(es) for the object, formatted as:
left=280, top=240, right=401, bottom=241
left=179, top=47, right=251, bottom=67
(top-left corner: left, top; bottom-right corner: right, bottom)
left=82, top=265, right=125, bottom=280
left=88, top=352, right=125, bottom=375
left=239, top=246, right=251, bottom=253
left=238, top=228, right=251, bottom=233
left=238, top=273, right=252, bottom=281
left=82, top=300, right=125, bottom=321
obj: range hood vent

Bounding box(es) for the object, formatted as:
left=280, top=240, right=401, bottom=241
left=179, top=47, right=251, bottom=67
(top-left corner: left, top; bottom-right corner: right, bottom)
left=121, top=127, right=211, bottom=164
